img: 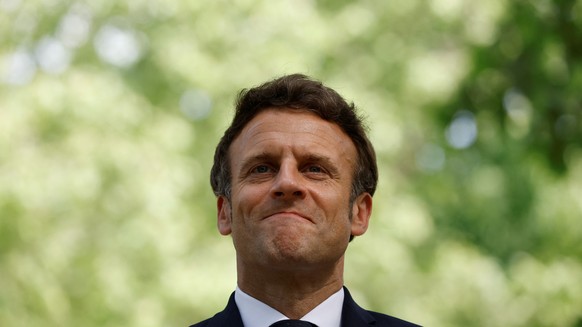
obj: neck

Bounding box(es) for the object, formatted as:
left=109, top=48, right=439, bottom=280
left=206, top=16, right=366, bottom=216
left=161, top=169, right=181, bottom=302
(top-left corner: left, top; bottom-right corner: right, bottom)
left=237, top=257, right=345, bottom=319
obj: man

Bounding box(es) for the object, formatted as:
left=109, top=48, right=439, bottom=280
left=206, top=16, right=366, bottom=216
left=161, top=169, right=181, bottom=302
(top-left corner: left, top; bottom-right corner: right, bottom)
left=191, top=74, right=420, bottom=327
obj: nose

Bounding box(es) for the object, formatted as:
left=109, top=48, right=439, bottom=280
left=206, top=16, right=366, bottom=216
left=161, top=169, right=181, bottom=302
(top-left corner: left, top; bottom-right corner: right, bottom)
left=270, top=164, right=306, bottom=200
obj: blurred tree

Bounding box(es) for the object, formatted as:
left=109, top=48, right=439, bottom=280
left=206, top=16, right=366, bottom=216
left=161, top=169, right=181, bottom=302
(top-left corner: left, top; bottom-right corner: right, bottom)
left=1, top=1, right=581, bottom=327
left=417, top=0, right=582, bottom=263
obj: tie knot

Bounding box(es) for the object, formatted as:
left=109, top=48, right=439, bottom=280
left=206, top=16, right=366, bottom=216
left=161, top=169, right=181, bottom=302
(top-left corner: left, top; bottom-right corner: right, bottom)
left=269, top=319, right=317, bottom=327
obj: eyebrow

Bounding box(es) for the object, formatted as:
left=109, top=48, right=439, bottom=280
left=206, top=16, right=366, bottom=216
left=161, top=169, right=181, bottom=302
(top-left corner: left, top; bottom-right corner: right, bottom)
left=303, top=153, right=338, bottom=170
left=307, top=154, right=342, bottom=178
left=237, top=152, right=275, bottom=175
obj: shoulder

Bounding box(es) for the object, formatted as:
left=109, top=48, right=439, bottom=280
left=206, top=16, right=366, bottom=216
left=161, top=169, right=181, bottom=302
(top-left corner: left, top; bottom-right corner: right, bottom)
left=342, top=287, right=421, bottom=327
left=188, top=292, right=243, bottom=327
left=188, top=312, right=235, bottom=327
left=366, top=310, right=422, bottom=327
left=188, top=318, right=210, bottom=327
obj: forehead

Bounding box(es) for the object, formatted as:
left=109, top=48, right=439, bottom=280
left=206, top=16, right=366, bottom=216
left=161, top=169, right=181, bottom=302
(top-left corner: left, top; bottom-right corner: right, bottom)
left=229, top=108, right=357, bottom=164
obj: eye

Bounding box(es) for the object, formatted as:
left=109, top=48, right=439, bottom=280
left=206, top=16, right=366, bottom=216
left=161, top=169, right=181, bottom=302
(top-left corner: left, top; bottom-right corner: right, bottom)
left=305, top=165, right=324, bottom=173
left=252, top=165, right=272, bottom=174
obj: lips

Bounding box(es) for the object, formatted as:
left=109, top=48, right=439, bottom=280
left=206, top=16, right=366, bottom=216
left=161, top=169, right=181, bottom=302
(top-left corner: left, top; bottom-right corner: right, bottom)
left=263, top=211, right=313, bottom=223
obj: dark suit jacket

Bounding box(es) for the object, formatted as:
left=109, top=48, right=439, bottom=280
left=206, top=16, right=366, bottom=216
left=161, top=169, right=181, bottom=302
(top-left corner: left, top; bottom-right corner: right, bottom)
left=189, top=287, right=420, bottom=327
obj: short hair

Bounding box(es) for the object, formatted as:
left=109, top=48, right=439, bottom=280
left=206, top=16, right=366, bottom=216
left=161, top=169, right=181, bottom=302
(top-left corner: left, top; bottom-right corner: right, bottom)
left=210, top=73, right=378, bottom=201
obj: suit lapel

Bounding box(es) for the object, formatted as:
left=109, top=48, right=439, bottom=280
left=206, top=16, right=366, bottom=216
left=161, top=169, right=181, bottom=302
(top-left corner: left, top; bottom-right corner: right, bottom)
left=204, top=292, right=244, bottom=327
left=341, top=287, right=376, bottom=326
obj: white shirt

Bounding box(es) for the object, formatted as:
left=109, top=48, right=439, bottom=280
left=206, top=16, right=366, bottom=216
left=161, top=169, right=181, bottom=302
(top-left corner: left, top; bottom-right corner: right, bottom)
left=234, top=286, right=344, bottom=327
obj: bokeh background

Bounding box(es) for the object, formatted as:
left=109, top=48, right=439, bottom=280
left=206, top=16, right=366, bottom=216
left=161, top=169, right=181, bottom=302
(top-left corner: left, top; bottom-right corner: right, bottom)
left=1, top=0, right=582, bottom=326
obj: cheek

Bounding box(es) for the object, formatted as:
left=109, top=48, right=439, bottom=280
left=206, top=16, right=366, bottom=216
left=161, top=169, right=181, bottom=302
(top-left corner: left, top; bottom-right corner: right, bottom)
left=315, top=182, right=351, bottom=203
left=313, top=189, right=351, bottom=218
left=232, top=185, right=269, bottom=215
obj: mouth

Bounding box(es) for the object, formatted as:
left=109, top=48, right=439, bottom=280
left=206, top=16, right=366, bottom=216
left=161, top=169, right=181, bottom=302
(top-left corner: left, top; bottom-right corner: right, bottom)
left=264, top=211, right=313, bottom=223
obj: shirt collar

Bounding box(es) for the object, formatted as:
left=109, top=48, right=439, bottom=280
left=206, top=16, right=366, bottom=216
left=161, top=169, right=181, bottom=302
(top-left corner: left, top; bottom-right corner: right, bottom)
left=235, top=286, right=344, bottom=327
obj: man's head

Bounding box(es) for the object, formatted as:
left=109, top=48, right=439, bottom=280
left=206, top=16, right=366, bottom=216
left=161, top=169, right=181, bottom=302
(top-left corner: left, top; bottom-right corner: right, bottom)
left=210, top=74, right=378, bottom=202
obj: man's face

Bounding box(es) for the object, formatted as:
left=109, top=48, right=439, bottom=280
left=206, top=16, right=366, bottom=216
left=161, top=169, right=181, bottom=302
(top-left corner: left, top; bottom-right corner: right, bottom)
left=217, top=108, right=372, bottom=272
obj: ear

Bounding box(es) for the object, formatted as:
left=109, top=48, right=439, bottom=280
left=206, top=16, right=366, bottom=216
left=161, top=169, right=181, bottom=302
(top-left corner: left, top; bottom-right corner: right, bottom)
left=217, top=196, right=232, bottom=235
left=350, top=193, right=372, bottom=237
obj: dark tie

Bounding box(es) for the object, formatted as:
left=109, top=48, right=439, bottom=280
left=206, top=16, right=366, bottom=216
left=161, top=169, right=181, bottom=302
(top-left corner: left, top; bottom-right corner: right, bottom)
left=269, top=319, right=318, bottom=327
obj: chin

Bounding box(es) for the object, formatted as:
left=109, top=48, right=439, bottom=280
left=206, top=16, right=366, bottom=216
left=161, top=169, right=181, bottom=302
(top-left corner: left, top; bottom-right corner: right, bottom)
left=272, top=245, right=329, bottom=270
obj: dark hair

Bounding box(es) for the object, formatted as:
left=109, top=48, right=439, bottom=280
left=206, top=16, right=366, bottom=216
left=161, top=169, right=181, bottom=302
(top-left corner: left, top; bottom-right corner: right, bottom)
left=210, top=73, right=377, bottom=201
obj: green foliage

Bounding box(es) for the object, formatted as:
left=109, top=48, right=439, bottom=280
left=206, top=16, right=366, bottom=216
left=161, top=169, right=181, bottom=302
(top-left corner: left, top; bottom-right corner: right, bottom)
left=1, top=1, right=581, bottom=326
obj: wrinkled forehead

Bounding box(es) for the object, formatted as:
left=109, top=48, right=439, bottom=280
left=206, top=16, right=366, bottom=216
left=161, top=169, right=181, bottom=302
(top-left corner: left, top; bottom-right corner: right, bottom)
left=228, top=108, right=358, bottom=167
